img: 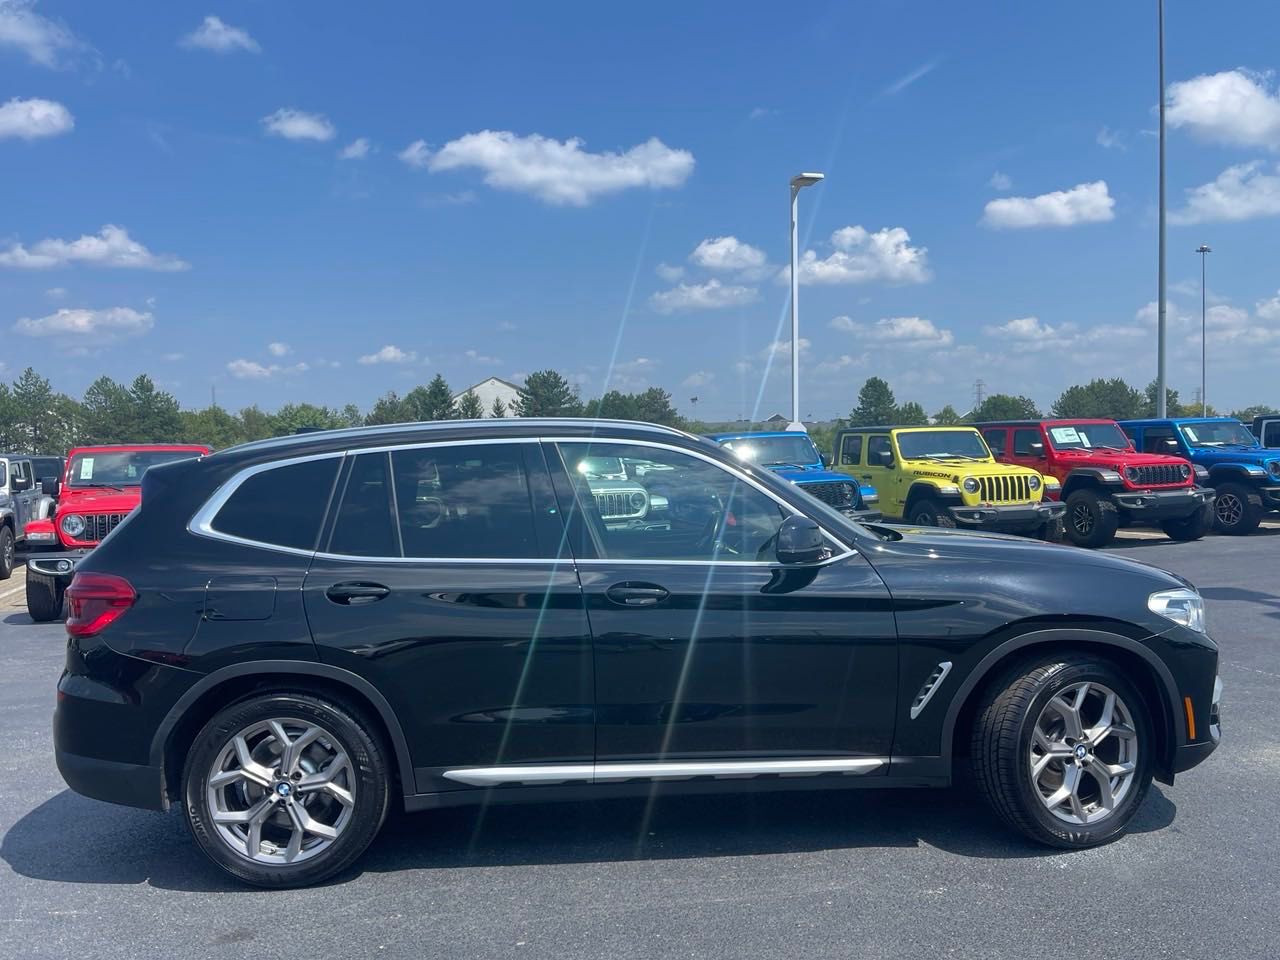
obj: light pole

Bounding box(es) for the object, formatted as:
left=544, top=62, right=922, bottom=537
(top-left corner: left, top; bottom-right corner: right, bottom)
left=1156, top=0, right=1168, bottom=417
left=788, top=171, right=824, bottom=432
left=1197, top=244, right=1211, bottom=415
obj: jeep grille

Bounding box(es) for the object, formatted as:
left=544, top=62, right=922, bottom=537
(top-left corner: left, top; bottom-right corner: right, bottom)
left=84, top=513, right=125, bottom=543
left=1127, top=464, right=1188, bottom=486
left=795, top=480, right=856, bottom=508
left=976, top=475, right=1032, bottom=503
left=593, top=490, right=647, bottom=521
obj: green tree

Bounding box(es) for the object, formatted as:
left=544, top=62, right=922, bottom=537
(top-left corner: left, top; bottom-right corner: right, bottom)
left=275, top=403, right=343, bottom=434
left=896, top=401, right=929, bottom=425
left=632, top=387, right=683, bottom=427
left=1051, top=378, right=1143, bottom=420
left=127, top=375, right=183, bottom=442
left=0, top=383, right=15, bottom=450
left=181, top=405, right=245, bottom=449
left=405, top=374, right=456, bottom=422
left=365, top=391, right=410, bottom=426
left=1230, top=404, right=1278, bottom=423
left=970, top=393, right=1042, bottom=422
left=849, top=377, right=898, bottom=426
left=238, top=405, right=279, bottom=440
left=490, top=396, right=508, bottom=418
left=10, top=367, right=57, bottom=452
left=339, top=403, right=365, bottom=428
left=515, top=370, right=581, bottom=417
left=933, top=404, right=962, bottom=425
left=455, top=389, right=484, bottom=419
left=79, top=376, right=131, bottom=444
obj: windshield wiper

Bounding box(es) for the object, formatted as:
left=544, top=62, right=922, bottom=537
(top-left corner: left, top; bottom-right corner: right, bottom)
left=762, top=460, right=806, bottom=469
left=74, top=482, right=128, bottom=490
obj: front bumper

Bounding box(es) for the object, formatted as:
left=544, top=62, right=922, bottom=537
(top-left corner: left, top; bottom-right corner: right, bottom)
left=1260, top=485, right=1280, bottom=509
left=1113, top=485, right=1215, bottom=520
left=946, top=500, right=1066, bottom=532
left=1174, top=674, right=1222, bottom=774
left=26, top=549, right=90, bottom=581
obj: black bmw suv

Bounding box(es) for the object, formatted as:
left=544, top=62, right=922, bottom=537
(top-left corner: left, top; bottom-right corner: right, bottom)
left=54, top=419, right=1221, bottom=887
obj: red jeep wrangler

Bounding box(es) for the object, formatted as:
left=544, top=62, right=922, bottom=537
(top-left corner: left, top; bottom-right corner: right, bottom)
left=976, top=419, right=1215, bottom=548
left=23, top=444, right=210, bottom=621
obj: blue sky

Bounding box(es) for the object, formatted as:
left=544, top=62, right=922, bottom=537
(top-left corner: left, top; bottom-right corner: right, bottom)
left=3, top=0, right=1279, bottom=421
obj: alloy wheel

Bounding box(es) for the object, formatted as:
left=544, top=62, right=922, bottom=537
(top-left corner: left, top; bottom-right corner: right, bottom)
left=1070, top=503, right=1094, bottom=536
left=1029, top=682, right=1137, bottom=825
left=1215, top=493, right=1243, bottom=527
left=2, top=536, right=12, bottom=570
left=206, top=718, right=355, bottom=865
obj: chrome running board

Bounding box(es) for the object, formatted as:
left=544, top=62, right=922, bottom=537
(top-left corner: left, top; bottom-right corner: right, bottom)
left=442, top=757, right=885, bottom=787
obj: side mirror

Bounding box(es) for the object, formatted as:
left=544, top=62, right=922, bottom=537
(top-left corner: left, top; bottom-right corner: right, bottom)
left=776, top=515, right=826, bottom=565
left=820, top=454, right=831, bottom=469
left=1029, top=441, right=1045, bottom=458
left=11, top=475, right=31, bottom=492
left=872, top=449, right=894, bottom=467
left=41, top=478, right=60, bottom=496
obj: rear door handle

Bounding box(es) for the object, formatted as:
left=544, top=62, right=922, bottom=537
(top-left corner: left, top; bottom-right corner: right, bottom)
left=606, top=582, right=670, bottom=607
left=325, top=582, right=391, bottom=605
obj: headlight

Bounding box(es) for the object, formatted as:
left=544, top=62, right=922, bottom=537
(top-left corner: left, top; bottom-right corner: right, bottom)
left=1028, top=475, right=1041, bottom=491
left=962, top=477, right=979, bottom=494
left=1180, top=463, right=1192, bottom=479
left=1125, top=466, right=1140, bottom=482
left=629, top=492, right=646, bottom=512
left=1269, top=460, right=1280, bottom=477
left=1148, top=588, right=1205, bottom=633
left=61, top=514, right=86, bottom=538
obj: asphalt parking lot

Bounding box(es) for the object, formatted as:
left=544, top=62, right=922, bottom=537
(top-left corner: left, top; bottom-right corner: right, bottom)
left=1, top=526, right=1278, bottom=959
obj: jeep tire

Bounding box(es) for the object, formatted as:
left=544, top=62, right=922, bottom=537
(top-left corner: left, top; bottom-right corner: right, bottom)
left=0, top=525, right=13, bottom=581
left=25, top=569, right=65, bottom=622
left=1161, top=504, right=1213, bottom=541
left=1212, top=482, right=1263, bottom=536
left=1064, top=489, right=1119, bottom=548
left=1037, top=516, right=1065, bottom=543
left=908, top=498, right=956, bottom=528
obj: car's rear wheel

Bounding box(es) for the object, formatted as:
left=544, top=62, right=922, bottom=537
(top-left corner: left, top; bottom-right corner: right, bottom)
left=1212, top=482, right=1263, bottom=536
left=971, top=655, right=1153, bottom=848
left=1161, top=504, right=1213, bottom=541
left=183, top=691, right=391, bottom=888
left=1064, top=490, right=1119, bottom=548
left=25, top=569, right=65, bottom=622
left=908, top=498, right=956, bottom=528
left=0, top=525, right=14, bottom=580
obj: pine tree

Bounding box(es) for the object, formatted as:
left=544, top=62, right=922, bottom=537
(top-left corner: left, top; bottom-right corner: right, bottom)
left=455, top=389, right=484, bottom=419
left=515, top=370, right=581, bottom=417
left=849, top=377, right=898, bottom=426
left=490, top=396, right=508, bottom=418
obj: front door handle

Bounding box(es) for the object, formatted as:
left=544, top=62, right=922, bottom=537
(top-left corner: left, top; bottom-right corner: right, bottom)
left=860, top=474, right=872, bottom=481
left=325, top=582, right=391, bottom=605
left=606, top=582, right=670, bottom=607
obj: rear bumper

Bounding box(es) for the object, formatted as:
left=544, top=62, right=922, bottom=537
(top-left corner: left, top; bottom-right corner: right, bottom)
left=54, top=748, right=167, bottom=811
left=946, top=500, right=1065, bottom=531
left=1113, top=485, right=1215, bottom=520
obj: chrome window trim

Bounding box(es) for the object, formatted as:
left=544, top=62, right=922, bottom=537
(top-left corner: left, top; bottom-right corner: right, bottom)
left=188, top=434, right=857, bottom=566
left=442, top=757, right=885, bottom=787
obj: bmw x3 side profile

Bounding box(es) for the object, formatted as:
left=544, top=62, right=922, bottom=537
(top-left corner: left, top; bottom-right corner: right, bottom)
left=54, top=419, right=1221, bottom=888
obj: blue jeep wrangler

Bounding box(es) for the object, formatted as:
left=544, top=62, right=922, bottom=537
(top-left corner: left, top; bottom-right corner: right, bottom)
left=706, top=431, right=881, bottom=522
left=1119, top=417, right=1280, bottom=535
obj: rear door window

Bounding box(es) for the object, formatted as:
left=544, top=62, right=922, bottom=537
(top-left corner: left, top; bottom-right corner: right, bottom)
left=328, top=452, right=399, bottom=557
left=210, top=457, right=341, bottom=551
left=839, top=434, right=863, bottom=466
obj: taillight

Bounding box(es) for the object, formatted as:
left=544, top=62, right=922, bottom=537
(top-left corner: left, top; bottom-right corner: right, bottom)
left=65, top=572, right=136, bottom=639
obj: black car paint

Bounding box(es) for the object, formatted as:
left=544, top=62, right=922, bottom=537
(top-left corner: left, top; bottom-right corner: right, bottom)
left=52, top=420, right=1220, bottom=814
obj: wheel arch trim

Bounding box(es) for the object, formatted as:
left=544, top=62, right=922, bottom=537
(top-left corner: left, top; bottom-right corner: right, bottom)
left=151, top=659, right=415, bottom=799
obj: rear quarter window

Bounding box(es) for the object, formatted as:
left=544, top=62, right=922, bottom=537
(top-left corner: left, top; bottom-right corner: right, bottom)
left=210, top=457, right=341, bottom=551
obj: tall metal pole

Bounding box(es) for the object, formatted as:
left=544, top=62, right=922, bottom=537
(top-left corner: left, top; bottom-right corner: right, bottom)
left=1156, top=0, right=1168, bottom=417
left=1197, top=244, right=1211, bottom=415
left=789, top=184, right=801, bottom=431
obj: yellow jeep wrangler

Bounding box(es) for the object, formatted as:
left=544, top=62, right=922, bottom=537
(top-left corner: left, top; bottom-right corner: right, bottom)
left=831, top=425, right=1066, bottom=539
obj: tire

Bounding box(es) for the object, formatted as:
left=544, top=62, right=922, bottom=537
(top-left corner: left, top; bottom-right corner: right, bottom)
left=1212, top=482, right=1263, bottom=536
left=0, top=525, right=13, bottom=580
left=182, top=691, right=391, bottom=889
left=1037, top=517, right=1065, bottom=543
left=971, top=655, right=1153, bottom=848
left=908, top=498, right=957, bottom=528
left=1160, top=504, right=1213, bottom=542
left=25, top=569, right=65, bottom=622
left=1063, top=489, right=1119, bottom=548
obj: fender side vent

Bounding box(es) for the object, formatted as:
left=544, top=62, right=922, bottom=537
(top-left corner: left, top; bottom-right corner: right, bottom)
left=909, top=661, right=953, bottom=720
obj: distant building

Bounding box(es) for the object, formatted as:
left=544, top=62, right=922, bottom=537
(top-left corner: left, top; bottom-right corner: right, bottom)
left=764, top=413, right=789, bottom=425
left=452, top=376, right=522, bottom=417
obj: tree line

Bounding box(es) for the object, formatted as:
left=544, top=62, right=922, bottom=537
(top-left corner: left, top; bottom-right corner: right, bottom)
left=0, top=365, right=1273, bottom=455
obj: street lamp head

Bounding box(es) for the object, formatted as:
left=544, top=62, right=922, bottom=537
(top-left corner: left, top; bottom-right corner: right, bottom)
left=1196, top=244, right=1211, bottom=254
left=790, top=172, right=825, bottom=190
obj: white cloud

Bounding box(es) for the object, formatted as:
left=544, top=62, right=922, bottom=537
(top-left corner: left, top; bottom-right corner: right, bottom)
left=650, top=278, right=758, bottom=313
left=988, top=171, right=1012, bottom=191
left=982, top=315, right=1081, bottom=352
left=398, top=138, right=431, bottom=168
left=179, top=15, right=259, bottom=54
left=267, top=341, right=291, bottom=357
left=0, top=225, right=189, bottom=271
left=13, top=306, right=153, bottom=339
left=1166, top=69, right=1280, bottom=151
left=981, top=180, right=1115, bottom=229
left=358, top=344, right=417, bottom=365
left=339, top=137, right=371, bottom=160
left=262, top=108, right=336, bottom=142
left=748, top=107, right=778, bottom=120
left=496, top=319, right=517, bottom=332
left=423, top=130, right=695, bottom=206
left=690, top=235, right=766, bottom=271
left=1096, top=126, right=1125, bottom=150
left=814, top=353, right=867, bottom=375
left=1257, top=291, right=1280, bottom=321
left=655, top=262, right=684, bottom=282
left=790, top=226, right=930, bottom=285
left=465, top=348, right=500, bottom=365
left=227, top=358, right=308, bottom=379
left=0, top=0, right=80, bottom=68
left=760, top=337, right=811, bottom=361
left=44, top=286, right=66, bottom=299
left=883, top=61, right=937, bottom=96
left=830, top=315, right=953, bottom=347
left=1170, top=162, right=1280, bottom=224
left=682, top=370, right=714, bottom=388
left=162, top=352, right=184, bottom=362
left=0, top=96, right=73, bottom=140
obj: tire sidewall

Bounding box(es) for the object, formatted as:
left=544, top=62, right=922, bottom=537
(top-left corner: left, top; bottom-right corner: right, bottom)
left=0, top=525, right=14, bottom=579
left=1213, top=482, right=1261, bottom=535
left=183, top=693, right=390, bottom=888
left=1009, top=660, right=1154, bottom=847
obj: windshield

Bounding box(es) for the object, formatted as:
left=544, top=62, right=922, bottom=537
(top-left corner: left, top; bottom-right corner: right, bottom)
left=718, top=435, right=821, bottom=466
left=896, top=430, right=991, bottom=461
left=1181, top=421, right=1259, bottom=448
left=67, top=450, right=200, bottom=488
left=1046, top=422, right=1131, bottom=451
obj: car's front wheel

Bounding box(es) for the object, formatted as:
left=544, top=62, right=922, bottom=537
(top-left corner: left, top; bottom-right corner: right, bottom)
left=908, top=498, right=956, bottom=528
left=1063, top=490, right=1119, bottom=548
left=1212, top=482, right=1263, bottom=536
left=183, top=691, right=391, bottom=888
left=971, top=655, right=1153, bottom=848
left=25, top=569, right=65, bottom=621
left=0, top=525, right=14, bottom=580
